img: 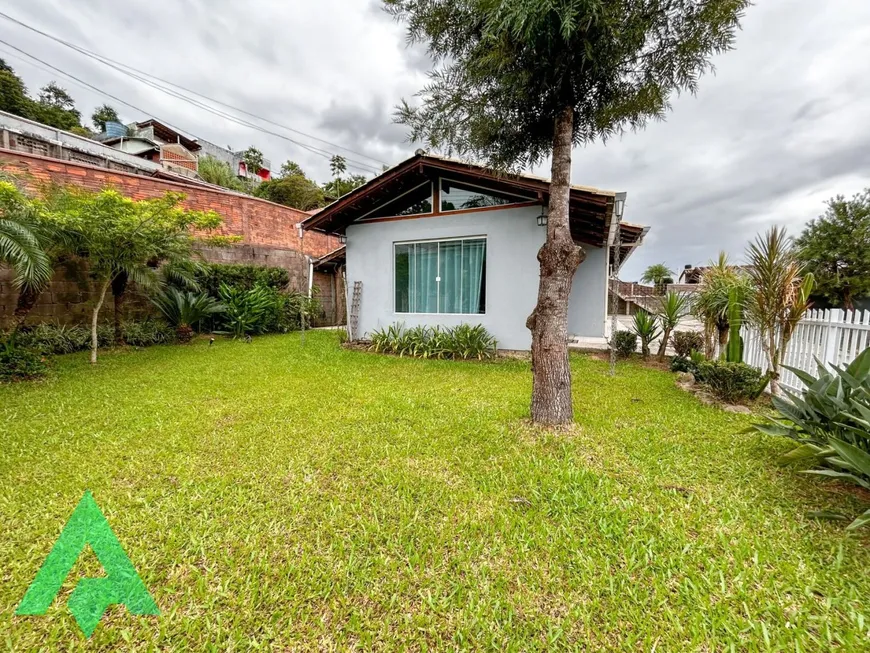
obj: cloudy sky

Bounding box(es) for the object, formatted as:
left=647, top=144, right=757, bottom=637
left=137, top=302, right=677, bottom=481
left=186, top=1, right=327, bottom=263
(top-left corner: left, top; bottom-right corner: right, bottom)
left=1, top=1, right=869, bottom=279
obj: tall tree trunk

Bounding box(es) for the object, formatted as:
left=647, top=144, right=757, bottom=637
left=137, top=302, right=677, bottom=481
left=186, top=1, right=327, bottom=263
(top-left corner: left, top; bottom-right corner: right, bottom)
left=526, top=106, right=585, bottom=425
left=91, top=277, right=112, bottom=365
left=13, top=285, right=41, bottom=332
left=112, top=271, right=129, bottom=345
left=657, top=327, right=672, bottom=361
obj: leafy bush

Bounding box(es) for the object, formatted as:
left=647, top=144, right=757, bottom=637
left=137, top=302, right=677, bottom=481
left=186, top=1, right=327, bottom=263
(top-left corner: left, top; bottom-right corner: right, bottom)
left=694, top=360, right=767, bottom=403
left=611, top=330, right=637, bottom=359
left=151, top=287, right=225, bottom=342
left=0, top=337, right=48, bottom=382
left=195, top=264, right=289, bottom=296
left=369, top=323, right=497, bottom=360
left=631, top=310, right=661, bottom=359
left=670, top=355, right=692, bottom=373
left=752, top=347, right=870, bottom=529
left=11, top=320, right=174, bottom=355
left=217, top=284, right=275, bottom=337
left=119, top=318, right=176, bottom=348
left=672, top=331, right=705, bottom=357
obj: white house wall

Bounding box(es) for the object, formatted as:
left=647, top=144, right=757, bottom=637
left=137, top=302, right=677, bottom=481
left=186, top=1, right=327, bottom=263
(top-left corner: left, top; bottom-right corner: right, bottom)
left=345, top=204, right=607, bottom=350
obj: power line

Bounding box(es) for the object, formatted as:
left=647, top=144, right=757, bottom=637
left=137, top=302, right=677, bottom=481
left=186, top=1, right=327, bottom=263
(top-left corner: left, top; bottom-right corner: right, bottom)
left=0, top=37, right=380, bottom=175
left=0, top=10, right=390, bottom=170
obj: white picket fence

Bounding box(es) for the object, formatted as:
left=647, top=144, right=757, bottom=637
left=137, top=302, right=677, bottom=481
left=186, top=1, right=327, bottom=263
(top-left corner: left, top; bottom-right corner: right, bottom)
left=742, top=309, right=870, bottom=394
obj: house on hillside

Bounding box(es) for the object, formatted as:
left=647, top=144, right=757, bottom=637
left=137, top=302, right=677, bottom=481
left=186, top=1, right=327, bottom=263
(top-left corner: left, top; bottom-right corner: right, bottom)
left=302, top=152, right=647, bottom=350
left=197, top=139, right=272, bottom=183
left=95, top=119, right=202, bottom=178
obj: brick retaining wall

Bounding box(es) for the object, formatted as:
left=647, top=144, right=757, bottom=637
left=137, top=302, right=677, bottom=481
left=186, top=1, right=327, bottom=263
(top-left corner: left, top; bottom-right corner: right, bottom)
left=0, top=149, right=345, bottom=326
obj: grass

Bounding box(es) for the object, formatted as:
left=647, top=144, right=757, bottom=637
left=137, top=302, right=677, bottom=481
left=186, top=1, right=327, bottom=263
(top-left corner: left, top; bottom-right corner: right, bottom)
left=1, top=331, right=868, bottom=650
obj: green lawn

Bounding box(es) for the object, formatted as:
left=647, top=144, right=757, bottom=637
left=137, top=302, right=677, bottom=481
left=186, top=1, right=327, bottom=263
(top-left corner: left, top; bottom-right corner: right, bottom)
left=1, top=331, right=868, bottom=650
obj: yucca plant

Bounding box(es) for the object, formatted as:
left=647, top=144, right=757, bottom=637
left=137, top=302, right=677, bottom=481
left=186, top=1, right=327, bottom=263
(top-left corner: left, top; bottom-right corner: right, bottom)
left=655, top=291, right=689, bottom=361
left=752, top=346, right=870, bottom=529
left=151, top=287, right=225, bottom=342
left=745, top=228, right=814, bottom=396
left=631, top=310, right=661, bottom=360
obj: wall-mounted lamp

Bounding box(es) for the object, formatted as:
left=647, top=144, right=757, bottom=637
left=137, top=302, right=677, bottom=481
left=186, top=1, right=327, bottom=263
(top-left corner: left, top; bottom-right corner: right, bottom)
left=536, top=208, right=548, bottom=227
left=338, top=234, right=347, bottom=244
left=614, top=198, right=625, bottom=219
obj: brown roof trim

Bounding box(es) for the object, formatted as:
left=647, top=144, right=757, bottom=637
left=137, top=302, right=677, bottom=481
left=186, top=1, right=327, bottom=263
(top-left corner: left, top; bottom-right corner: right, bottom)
left=301, top=153, right=617, bottom=236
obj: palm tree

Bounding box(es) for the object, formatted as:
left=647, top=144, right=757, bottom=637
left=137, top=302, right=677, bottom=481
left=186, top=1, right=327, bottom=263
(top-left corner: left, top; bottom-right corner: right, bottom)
left=641, top=263, right=675, bottom=294
left=692, top=253, right=751, bottom=358
left=0, top=180, right=52, bottom=313
left=150, top=287, right=225, bottom=342
left=745, top=227, right=814, bottom=396
left=655, top=292, right=689, bottom=361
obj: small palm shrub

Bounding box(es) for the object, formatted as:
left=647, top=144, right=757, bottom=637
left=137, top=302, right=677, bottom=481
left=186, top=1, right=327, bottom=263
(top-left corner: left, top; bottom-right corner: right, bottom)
left=631, top=310, right=661, bottom=359
left=694, top=360, right=768, bottom=403
left=672, top=331, right=705, bottom=357
left=369, top=323, right=496, bottom=360
left=0, top=336, right=48, bottom=382
left=152, top=287, right=225, bottom=342
left=751, top=347, right=870, bottom=530
left=611, top=330, right=637, bottom=358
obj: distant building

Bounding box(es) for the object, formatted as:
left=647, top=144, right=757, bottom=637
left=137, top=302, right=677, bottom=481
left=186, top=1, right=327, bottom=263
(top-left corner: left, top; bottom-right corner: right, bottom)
left=95, top=119, right=201, bottom=178
left=196, top=138, right=272, bottom=183
left=94, top=119, right=272, bottom=183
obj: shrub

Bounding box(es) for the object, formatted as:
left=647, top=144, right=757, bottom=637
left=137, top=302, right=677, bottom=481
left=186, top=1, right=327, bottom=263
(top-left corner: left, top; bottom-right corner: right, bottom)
left=670, top=356, right=692, bottom=373
left=751, top=346, right=870, bottom=529
left=611, top=330, right=637, bottom=359
left=195, top=264, right=289, bottom=296
left=11, top=320, right=174, bottom=355
left=151, top=287, right=225, bottom=342
left=672, top=331, right=705, bottom=357
left=694, top=360, right=767, bottom=403
left=0, top=337, right=48, bottom=382
left=369, top=323, right=496, bottom=360
left=119, top=318, right=176, bottom=348
left=217, top=284, right=275, bottom=337
left=14, top=323, right=90, bottom=355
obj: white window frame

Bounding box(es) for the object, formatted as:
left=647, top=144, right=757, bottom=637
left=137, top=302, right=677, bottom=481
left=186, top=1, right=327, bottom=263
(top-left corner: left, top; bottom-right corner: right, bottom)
left=439, top=178, right=533, bottom=213
left=357, top=181, right=434, bottom=222
left=393, top=235, right=487, bottom=316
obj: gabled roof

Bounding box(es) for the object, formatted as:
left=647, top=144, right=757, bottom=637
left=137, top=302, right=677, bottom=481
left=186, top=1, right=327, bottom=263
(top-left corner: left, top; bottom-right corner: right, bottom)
left=301, top=152, right=643, bottom=251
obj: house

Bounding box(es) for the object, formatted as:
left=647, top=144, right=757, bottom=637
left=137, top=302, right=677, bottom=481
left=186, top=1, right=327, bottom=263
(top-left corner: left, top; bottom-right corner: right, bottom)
left=95, top=119, right=201, bottom=177
left=302, top=152, right=647, bottom=350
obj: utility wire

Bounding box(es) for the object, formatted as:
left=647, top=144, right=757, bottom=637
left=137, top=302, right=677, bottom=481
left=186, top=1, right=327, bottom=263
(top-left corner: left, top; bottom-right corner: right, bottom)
left=0, top=37, right=379, bottom=175
left=0, top=10, right=389, bottom=170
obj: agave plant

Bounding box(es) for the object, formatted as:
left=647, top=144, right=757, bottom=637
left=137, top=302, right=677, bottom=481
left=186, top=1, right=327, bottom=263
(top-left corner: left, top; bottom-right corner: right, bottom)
left=752, top=346, right=870, bottom=529
left=151, top=287, right=225, bottom=342
left=631, top=310, right=661, bottom=360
